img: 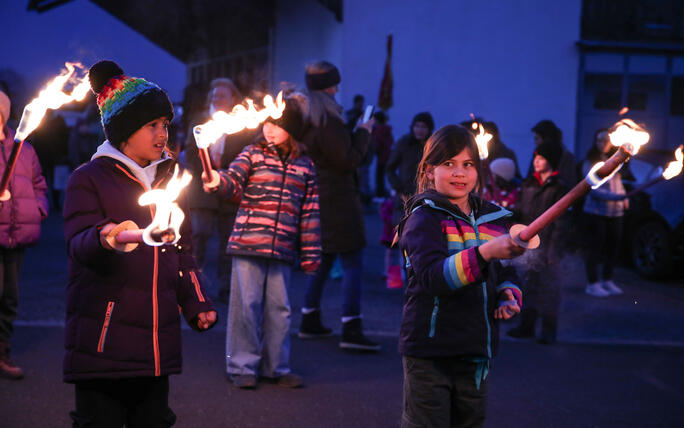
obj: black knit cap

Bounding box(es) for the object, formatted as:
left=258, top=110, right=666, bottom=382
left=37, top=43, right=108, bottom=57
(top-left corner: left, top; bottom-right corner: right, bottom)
left=535, top=140, right=563, bottom=171
left=265, top=97, right=305, bottom=141
left=305, top=62, right=341, bottom=91
left=89, top=60, right=174, bottom=148
left=411, top=112, right=435, bottom=134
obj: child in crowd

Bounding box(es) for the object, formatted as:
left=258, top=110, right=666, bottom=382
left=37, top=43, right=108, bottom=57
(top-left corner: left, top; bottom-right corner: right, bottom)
left=203, top=94, right=321, bottom=389
left=396, top=125, right=525, bottom=427
left=63, top=61, right=216, bottom=427
left=507, top=141, right=569, bottom=344
left=582, top=128, right=628, bottom=297
left=483, top=157, right=521, bottom=209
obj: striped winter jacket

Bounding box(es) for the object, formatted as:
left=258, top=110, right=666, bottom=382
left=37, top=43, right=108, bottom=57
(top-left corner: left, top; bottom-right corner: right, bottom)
left=216, top=142, right=321, bottom=272
left=398, top=190, right=522, bottom=359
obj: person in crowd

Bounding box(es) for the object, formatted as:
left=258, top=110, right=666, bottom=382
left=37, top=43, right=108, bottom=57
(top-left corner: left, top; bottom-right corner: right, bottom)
left=507, top=140, right=569, bottom=344
left=0, top=87, right=48, bottom=380
left=386, top=112, right=434, bottom=201
left=484, top=157, right=521, bottom=209
left=372, top=111, right=394, bottom=198
left=203, top=94, right=320, bottom=389
left=527, top=119, right=577, bottom=185
left=396, top=124, right=524, bottom=427
left=582, top=128, right=628, bottom=297
left=68, top=102, right=104, bottom=171
left=483, top=121, right=522, bottom=179
left=182, top=78, right=254, bottom=303
left=345, top=94, right=365, bottom=132
left=63, top=61, right=216, bottom=426
left=296, top=60, right=378, bottom=351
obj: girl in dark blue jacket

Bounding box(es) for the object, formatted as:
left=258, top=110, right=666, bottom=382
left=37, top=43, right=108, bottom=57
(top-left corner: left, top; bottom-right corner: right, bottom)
left=397, top=125, right=525, bottom=428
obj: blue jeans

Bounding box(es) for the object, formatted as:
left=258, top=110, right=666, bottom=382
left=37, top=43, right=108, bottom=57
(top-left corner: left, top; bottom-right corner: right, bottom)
left=226, top=256, right=291, bottom=377
left=303, top=250, right=363, bottom=317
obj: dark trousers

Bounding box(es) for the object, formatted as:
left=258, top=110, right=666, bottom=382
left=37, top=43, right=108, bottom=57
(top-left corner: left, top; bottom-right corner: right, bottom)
left=0, top=247, right=25, bottom=343
left=70, top=376, right=175, bottom=428
left=402, top=356, right=487, bottom=428
left=191, top=208, right=236, bottom=297
left=303, top=250, right=363, bottom=317
left=584, top=214, right=623, bottom=283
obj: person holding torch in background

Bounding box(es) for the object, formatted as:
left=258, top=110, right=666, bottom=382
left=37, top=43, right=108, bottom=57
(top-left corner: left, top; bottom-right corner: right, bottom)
left=0, top=87, right=49, bottom=380
left=63, top=61, right=216, bottom=427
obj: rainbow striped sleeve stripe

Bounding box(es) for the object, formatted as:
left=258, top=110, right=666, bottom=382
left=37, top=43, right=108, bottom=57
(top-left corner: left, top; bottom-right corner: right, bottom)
left=442, top=247, right=483, bottom=290
left=496, top=281, right=523, bottom=308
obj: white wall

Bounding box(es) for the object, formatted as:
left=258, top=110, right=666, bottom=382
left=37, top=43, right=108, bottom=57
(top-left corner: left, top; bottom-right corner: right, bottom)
left=3, top=0, right=185, bottom=105
left=274, top=0, right=582, bottom=168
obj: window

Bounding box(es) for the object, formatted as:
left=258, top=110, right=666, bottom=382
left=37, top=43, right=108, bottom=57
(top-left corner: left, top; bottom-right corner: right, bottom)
left=585, top=74, right=623, bottom=110
left=671, top=76, right=684, bottom=115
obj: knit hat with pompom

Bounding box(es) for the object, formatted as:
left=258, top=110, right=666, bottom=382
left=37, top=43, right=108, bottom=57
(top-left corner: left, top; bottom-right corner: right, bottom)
left=89, top=60, right=173, bottom=148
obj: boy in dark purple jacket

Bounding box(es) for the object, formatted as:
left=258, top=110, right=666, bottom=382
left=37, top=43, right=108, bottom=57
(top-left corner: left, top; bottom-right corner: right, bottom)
left=63, top=61, right=216, bottom=427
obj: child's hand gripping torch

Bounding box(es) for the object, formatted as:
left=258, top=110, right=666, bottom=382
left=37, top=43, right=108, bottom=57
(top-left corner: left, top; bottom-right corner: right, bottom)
left=510, top=119, right=650, bottom=249
left=0, top=63, right=90, bottom=201
left=192, top=92, right=287, bottom=190
left=101, top=166, right=192, bottom=252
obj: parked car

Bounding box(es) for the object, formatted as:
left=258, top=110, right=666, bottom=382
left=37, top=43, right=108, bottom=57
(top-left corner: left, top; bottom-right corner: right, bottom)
left=623, top=148, right=684, bottom=279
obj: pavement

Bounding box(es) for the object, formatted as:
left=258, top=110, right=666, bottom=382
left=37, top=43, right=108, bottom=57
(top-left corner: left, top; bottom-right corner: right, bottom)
left=1, top=207, right=684, bottom=427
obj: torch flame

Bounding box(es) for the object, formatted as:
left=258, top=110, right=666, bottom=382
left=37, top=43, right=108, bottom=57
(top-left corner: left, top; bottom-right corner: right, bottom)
left=662, top=145, right=683, bottom=180
left=138, top=165, right=192, bottom=246
left=15, top=62, right=90, bottom=141
left=474, top=123, right=492, bottom=160
left=193, top=91, right=286, bottom=149
left=608, top=119, right=650, bottom=156
left=619, top=107, right=629, bottom=116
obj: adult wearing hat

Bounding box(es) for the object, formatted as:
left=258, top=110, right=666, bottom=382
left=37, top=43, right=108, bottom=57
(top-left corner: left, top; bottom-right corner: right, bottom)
left=297, top=61, right=379, bottom=351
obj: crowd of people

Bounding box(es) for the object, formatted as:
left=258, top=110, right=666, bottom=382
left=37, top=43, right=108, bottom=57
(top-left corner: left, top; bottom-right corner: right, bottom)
left=0, top=58, right=635, bottom=426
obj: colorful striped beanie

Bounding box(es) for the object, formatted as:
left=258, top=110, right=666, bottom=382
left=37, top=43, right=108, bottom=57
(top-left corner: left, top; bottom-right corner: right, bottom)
left=88, top=60, right=173, bottom=147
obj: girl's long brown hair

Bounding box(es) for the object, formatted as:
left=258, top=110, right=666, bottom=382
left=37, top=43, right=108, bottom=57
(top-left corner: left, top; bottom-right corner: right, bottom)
left=415, top=124, right=484, bottom=195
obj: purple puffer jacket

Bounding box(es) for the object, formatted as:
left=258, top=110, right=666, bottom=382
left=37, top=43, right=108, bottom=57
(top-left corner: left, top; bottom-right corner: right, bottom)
left=0, top=127, right=48, bottom=247
left=63, top=156, right=214, bottom=382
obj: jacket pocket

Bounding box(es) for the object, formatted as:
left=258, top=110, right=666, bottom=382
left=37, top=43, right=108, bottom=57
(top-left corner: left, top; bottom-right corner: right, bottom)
left=428, top=297, right=439, bottom=338
left=97, top=301, right=115, bottom=353
left=236, top=209, right=253, bottom=240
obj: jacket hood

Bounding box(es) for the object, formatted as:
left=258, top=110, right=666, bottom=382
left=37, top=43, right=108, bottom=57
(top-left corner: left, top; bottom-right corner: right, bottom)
left=91, top=140, right=170, bottom=190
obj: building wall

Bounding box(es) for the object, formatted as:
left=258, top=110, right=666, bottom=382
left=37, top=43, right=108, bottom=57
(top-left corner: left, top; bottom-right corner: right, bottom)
left=3, top=0, right=185, bottom=106
left=274, top=0, right=582, bottom=168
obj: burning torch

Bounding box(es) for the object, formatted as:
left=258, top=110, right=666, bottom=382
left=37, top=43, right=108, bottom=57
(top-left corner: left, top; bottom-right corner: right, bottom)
left=510, top=119, right=650, bottom=249
left=192, top=92, right=286, bottom=185
left=0, top=63, right=90, bottom=201
left=625, top=145, right=683, bottom=197
left=102, top=165, right=192, bottom=252
left=471, top=121, right=501, bottom=204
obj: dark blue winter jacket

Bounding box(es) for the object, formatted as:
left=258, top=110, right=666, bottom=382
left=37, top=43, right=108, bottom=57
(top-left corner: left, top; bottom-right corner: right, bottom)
left=398, top=190, right=522, bottom=359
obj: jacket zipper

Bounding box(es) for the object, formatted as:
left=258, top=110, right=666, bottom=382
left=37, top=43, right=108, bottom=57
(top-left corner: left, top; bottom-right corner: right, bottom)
left=473, top=222, right=492, bottom=359
left=189, top=270, right=205, bottom=302
left=97, top=301, right=115, bottom=353
left=115, top=162, right=162, bottom=376
left=428, top=297, right=440, bottom=338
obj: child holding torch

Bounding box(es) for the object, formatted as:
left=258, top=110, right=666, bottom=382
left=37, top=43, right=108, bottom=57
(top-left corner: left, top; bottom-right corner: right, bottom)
left=203, top=94, right=321, bottom=389
left=395, top=125, right=524, bottom=427
left=0, top=87, right=49, bottom=380
left=63, top=61, right=216, bottom=427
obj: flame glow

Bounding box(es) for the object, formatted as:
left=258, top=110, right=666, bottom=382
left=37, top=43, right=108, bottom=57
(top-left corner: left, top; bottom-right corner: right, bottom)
left=193, top=91, right=286, bottom=149
left=619, top=107, right=629, bottom=116
left=474, top=123, right=492, bottom=160
left=662, top=145, right=683, bottom=180
left=608, top=119, right=650, bottom=155
left=15, top=62, right=90, bottom=141
left=138, top=165, right=192, bottom=246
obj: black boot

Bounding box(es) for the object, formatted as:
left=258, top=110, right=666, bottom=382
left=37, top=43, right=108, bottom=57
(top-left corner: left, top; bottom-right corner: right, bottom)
left=340, top=318, right=380, bottom=351
left=0, top=342, right=24, bottom=380
left=298, top=310, right=333, bottom=339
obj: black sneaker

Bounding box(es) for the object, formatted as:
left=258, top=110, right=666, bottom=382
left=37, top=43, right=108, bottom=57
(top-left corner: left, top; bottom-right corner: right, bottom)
left=230, top=374, right=257, bottom=389
left=298, top=310, right=333, bottom=339
left=339, top=318, right=381, bottom=351
left=277, top=373, right=304, bottom=388
left=506, top=327, right=535, bottom=339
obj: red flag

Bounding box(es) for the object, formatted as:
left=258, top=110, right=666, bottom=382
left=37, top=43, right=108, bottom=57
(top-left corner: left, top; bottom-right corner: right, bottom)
left=378, top=34, right=393, bottom=110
